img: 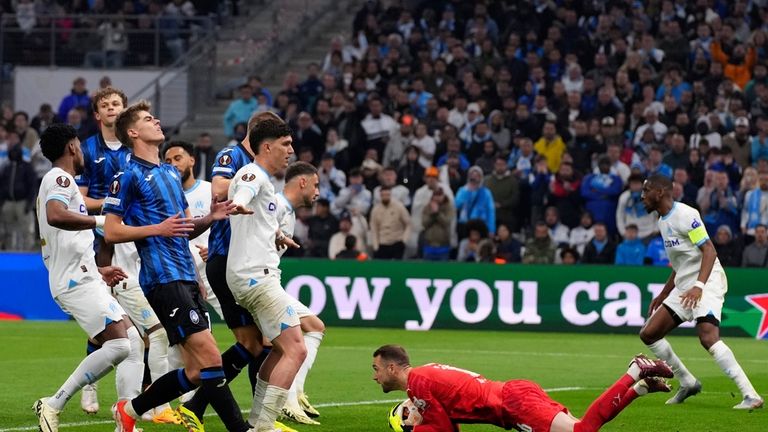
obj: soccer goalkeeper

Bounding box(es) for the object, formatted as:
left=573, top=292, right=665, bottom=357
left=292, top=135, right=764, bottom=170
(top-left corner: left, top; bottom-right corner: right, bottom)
left=372, top=345, right=673, bottom=432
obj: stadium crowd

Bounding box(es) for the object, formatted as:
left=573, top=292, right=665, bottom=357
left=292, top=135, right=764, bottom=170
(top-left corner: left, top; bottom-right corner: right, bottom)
left=3, top=0, right=768, bottom=267
left=0, top=0, right=223, bottom=67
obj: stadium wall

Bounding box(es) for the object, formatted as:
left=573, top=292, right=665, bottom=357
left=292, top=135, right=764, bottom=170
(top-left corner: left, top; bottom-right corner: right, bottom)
left=3, top=253, right=767, bottom=340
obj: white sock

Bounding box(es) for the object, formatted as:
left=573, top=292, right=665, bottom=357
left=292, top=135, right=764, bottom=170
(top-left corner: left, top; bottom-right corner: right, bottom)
left=48, top=337, right=130, bottom=411
left=647, top=339, right=697, bottom=387
left=116, top=327, right=144, bottom=400
left=248, top=376, right=270, bottom=425
left=295, top=332, right=323, bottom=394
left=167, top=344, right=184, bottom=370
left=255, top=385, right=288, bottom=431
left=147, top=329, right=169, bottom=381
left=633, top=381, right=649, bottom=396
left=708, top=340, right=759, bottom=399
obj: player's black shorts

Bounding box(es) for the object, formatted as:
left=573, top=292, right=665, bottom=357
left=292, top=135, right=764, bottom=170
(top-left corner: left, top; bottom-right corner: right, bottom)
left=145, top=280, right=210, bottom=346
left=206, top=254, right=256, bottom=329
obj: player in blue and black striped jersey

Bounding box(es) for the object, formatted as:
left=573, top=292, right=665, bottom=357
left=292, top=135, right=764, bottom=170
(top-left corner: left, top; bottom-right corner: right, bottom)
left=103, top=101, right=251, bottom=432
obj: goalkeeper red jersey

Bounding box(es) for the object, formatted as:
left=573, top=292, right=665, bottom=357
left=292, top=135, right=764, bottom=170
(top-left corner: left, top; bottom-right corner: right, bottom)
left=406, top=363, right=566, bottom=432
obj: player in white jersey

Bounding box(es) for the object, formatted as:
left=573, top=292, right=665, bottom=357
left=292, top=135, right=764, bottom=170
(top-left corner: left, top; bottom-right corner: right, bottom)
left=274, top=161, right=325, bottom=424
left=76, top=87, right=176, bottom=425
left=162, top=140, right=223, bottom=318
left=228, top=117, right=306, bottom=431
left=33, top=124, right=145, bottom=432
left=639, top=174, right=763, bottom=410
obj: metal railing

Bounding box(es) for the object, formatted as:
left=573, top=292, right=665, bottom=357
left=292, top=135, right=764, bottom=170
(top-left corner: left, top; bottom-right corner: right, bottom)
left=0, top=14, right=215, bottom=69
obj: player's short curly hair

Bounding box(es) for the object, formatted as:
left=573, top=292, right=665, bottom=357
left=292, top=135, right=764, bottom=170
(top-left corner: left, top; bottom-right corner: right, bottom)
left=285, top=161, right=317, bottom=183
left=248, top=116, right=292, bottom=155
left=91, top=86, right=127, bottom=114
left=161, top=140, right=194, bottom=159
left=40, top=123, right=78, bottom=163
left=115, top=100, right=151, bottom=147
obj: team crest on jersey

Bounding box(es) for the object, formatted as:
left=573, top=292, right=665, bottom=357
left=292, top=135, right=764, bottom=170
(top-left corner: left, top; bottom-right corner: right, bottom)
left=411, top=397, right=427, bottom=411
left=190, top=310, right=200, bottom=324
left=109, top=179, right=120, bottom=194
left=219, top=154, right=232, bottom=165
left=241, top=173, right=256, bottom=182
left=268, top=202, right=276, bottom=211
left=56, top=176, right=70, bottom=187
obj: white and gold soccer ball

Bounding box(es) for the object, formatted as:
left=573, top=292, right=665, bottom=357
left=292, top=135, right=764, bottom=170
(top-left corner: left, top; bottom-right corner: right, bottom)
left=388, top=398, right=422, bottom=432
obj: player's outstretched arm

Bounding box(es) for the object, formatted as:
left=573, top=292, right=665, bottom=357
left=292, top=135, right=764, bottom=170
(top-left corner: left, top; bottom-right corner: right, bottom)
left=46, top=200, right=104, bottom=231
left=187, top=196, right=237, bottom=239
left=104, top=213, right=194, bottom=243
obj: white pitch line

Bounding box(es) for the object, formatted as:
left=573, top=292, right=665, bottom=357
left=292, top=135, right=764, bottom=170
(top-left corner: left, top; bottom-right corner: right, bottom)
left=0, top=387, right=589, bottom=432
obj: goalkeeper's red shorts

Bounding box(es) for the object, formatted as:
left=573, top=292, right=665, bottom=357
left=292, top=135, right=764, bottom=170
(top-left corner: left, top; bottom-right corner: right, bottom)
left=501, top=380, right=568, bottom=432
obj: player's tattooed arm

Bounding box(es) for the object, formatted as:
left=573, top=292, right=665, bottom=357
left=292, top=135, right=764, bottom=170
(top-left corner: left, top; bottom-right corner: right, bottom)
left=46, top=200, right=101, bottom=231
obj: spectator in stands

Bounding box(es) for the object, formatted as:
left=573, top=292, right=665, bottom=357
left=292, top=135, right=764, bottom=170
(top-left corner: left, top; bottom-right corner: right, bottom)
left=523, top=221, right=557, bottom=264
left=57, top=77, right=90, bottom=121
left=192, top=132, right=215, bottom=181
left=548, top=161, right=582, bottom=228
left=225, top=122, right=247, bottom=147
left=615, top=224, right=645, bottom=266
left=645, top=234, right=670, bottom=266
left=534, top=120, right=566, bottom=173
left=13, top=112, right=39, bottom=152
left=223, top=84, right=257, bottom=138
left=474, top=140, right=497, bottom=175
left=421, top=186, right=454, bottom=261
left=83, top=17, right=129, bottom=68
left=484, top=156, right=520, bottom=232
left=294, top=111, right=324, bottom=162
left=318, top=153, right=346, bottom=203
left=714, top=225, right=742, bottom=268
left=410, top=122, right=436, bottom=169
left=335, top=235, right=366, bottom=260
left=373, top=166, right=410, bottom=207
left=361, top=97, right=397, bottom=157
left=616, top=173, right=655, bottom=239
left=370, top=186, right=410, bottom=259
left=690, top=116, right=722, bottom=150
left=543, top=206, right=570, bottom=248
left=569, top=211, right=595, bottom=256
left=494, top=224, right=521, bottom=264
left=455, top=166, right=495, bottom=237
left=663, top=133, right=689, bottom=170
left=361, top=153, right=383, bottom=190
left=508, top=136, right=536, bottom=178
left=633, top=106, right=668, bottom=147
left=560, top=247, right=580, bottom=264
left=701, top=170, right=740, bottom=236
left=488, top=110, right=511, bottom=154
left=299, top=62, right=324, bottom=112
left=333, top=167, right=372, bottom=217
left=711, top=36, right=757, bottom=89
left=65, top=108, right=92, bottom=142
left=328, top=211, right=365, bottom=260
left=741, top=171, right=768, bottom=239
left=0, top=143, right=36, bottom=250
left=723, top=117, right=752, bottom=167
left=751, top=118, right=768, bottom=164
left=581, top=155, right=623, bottom=234
left=742, top=224, right=768, bottom=267
left=307, top=198, right=339, bottom=258
left=582, top=223, right=616, bottom=265
left=30, top=104, right=60, bottom=135
left=457, top=220, right=488, bottom=263
left=568, top=119, right=603, bottom=175
left=383, top=115, right=413, bottom=169
left=398, top=145, right=425, bottom=198
left=645, top=145, right=673, bottom=179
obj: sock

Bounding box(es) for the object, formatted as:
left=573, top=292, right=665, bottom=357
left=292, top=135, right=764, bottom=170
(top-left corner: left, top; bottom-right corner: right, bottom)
left=48, top=338, right=130, bottom=411
left=142, top=348, right=152, bottom=389
left=708, top=340, right=759, bottom=398
left=295, top=332, right=322, bottom=394
left=184, top=343, right=254, bottom=418
left=116, top=327, right=144, bottom=400
left=633, top=381, right=649, bottom=397
left=249, top=347, right=271, bottom=395
left=199, top=366, right=249, bottom=432
left=574, top=374, right=636, bottom=432
left=147, top=330, right=170, bottom=381
left=131, top=368, right=196, bottom=416
left=254, top=384, right=287, bottom=431
left=647, top=339, right=697, bottom=388
left=167, top=344, right=184, bottom=370
left=248, top=376, right=269, bottom=425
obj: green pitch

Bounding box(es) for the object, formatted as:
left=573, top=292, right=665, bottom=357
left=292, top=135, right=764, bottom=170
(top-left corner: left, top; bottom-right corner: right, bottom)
left=0, top=321, right=765, bottom=431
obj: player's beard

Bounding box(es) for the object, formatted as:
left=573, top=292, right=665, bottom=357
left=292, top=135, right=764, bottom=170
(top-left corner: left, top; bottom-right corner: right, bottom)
left=182, top=166, right=192, bottom=182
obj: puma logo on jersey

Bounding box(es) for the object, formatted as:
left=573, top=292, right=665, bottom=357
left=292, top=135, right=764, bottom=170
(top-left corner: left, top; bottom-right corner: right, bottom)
left=145, top=174, right=154, bottom=182
left=94, top=157, right=106, bottom=164
left=169, top=307, right=179, bottom=317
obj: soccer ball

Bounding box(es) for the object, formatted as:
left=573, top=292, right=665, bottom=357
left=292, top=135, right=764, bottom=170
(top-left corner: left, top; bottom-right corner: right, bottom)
left=388, top=398, right=422, bottom=431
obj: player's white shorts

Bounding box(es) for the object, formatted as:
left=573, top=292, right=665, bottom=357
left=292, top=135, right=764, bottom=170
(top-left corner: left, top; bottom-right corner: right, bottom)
left=55, top=280, right=127, bottom=338
left=110, top=280, right=161, bottom=333
left=228, top=272, right=300, bottom=341
left=277, top=271, right=312, bottom=319
left=663, top=270, right=727, bottom=323
left=197, top=258, right=223, bottom=319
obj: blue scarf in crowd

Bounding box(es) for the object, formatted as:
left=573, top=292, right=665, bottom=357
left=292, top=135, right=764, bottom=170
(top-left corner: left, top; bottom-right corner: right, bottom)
left=746, top=188, right=766, bottom=229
